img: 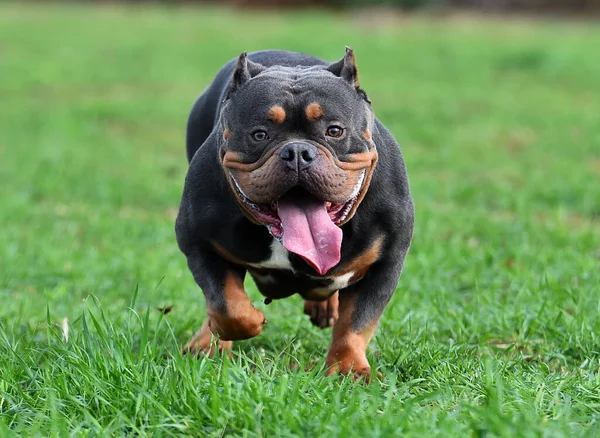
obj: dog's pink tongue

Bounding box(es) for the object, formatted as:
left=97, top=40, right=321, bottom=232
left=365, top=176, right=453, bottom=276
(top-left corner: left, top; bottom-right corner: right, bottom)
left=277, top=193, right=342, bottom=275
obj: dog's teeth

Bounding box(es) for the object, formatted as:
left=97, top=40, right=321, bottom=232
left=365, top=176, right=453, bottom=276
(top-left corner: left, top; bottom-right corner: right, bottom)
left=349, top=170, right=366, bottom=199
left=336, top=197, right=357, bottom=223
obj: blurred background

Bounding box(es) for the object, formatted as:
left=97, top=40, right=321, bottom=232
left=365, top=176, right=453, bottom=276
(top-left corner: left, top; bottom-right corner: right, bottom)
left=59, top=0, right=600, bottom=13
left=1, top=0, right=599, bottom=434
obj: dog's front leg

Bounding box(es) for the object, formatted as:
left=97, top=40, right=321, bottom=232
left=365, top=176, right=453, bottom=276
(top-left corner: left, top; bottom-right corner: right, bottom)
left=325, top=256, right=408, bottom=382
left=182, top=249, right=266, bottom=357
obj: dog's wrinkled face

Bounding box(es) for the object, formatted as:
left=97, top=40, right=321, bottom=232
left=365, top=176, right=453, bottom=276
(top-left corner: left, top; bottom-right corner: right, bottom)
left=219, top=48, right=378, bottom=275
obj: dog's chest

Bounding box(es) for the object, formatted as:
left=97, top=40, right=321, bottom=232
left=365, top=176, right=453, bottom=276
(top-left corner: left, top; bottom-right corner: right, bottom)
left=247, top=239, right=294, bottom=271
left=247, top=239, right=356, bottom=300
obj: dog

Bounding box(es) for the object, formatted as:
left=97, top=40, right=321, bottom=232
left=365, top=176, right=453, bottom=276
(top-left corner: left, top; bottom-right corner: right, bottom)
left=176, top=48, right=414, bottom=380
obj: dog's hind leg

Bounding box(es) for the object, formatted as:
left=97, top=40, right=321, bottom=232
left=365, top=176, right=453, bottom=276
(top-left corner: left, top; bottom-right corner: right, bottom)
left=303, top=292, right=339, bottom=329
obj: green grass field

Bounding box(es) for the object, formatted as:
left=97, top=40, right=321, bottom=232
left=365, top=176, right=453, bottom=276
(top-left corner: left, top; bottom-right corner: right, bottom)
left=1, top=3, right=599, bottom=436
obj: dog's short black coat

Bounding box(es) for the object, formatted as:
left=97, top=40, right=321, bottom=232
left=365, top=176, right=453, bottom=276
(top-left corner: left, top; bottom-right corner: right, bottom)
left=176, top=48, right=414, bottom=378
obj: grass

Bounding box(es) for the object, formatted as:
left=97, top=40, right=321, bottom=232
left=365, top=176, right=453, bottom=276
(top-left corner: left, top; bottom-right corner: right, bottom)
left=1, top=3, right=599, bottom=436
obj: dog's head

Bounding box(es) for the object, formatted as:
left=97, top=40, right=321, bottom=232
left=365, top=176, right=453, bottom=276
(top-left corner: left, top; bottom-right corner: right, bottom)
left=219, top=48, right=378, bottom=275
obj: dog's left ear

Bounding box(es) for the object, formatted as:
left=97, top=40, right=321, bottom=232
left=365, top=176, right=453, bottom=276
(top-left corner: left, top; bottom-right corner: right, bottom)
left=227, top=52, right=266, bottom=98
left=327, top=47, right=370, bottom=103
left=327, top=46, right=360, bottom=87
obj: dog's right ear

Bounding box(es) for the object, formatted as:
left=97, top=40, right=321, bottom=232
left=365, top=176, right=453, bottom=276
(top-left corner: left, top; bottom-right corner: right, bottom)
left=225, top=52, right=265, bottom=100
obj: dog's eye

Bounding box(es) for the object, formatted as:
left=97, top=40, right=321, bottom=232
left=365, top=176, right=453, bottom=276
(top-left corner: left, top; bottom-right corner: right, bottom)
left=251, top=130, right=268, bottom=142
left=326, top=126, right=344, bottom=138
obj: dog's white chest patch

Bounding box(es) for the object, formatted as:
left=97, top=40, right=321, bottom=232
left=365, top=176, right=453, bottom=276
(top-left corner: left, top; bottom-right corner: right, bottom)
left=248, top=239, right=293, bottom=271
left=307, top=271, right=355, bottom=293
left=329, top=271, right=355, bottom=291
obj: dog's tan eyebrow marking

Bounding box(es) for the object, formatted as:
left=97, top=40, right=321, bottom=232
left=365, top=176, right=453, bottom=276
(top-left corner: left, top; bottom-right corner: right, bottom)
left=267, top=106, right=286, bottom=124
left=305, top=103, right=324, bottom=121
left=223, top=128, right=232, bottom=140
left=362, top=129, right=372, bottom=141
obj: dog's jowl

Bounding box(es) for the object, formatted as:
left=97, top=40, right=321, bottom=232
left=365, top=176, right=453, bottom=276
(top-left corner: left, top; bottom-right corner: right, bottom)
left=176, top=48, right=414, bottom=380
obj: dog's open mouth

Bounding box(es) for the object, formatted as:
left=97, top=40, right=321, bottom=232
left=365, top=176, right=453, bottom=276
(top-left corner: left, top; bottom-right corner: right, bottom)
left=230, top=171, right=366, bottom=275
left=241, top=193, right=358, bottom=239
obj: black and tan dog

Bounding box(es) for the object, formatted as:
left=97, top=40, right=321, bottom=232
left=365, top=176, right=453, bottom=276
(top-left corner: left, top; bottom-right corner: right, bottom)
left=176, top=48, right=414, bottom=380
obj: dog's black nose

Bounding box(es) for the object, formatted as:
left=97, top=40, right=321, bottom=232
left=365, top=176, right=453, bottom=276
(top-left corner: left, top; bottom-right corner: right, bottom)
left=279, top=142, right=317, bottom=171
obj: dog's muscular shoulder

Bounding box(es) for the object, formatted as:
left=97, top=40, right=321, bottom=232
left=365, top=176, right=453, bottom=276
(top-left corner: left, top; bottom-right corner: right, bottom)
left=176, top=48, right=414, bottom=302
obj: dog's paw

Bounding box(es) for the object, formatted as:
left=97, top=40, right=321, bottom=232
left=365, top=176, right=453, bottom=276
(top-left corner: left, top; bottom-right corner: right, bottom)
left=208, top=305, right=267, bottom=341
left=325, top=344, right=381, bottom=383
left=182, top=321, right=233, bottom=358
